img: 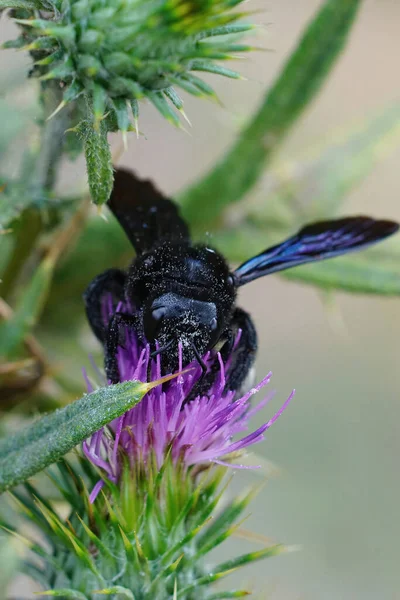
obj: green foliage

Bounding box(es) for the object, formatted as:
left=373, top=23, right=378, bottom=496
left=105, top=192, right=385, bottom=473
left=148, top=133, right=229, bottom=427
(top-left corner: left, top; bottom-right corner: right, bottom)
left=1, top=0, right=398, bottom=596
left=0, top=380, right=151, bottom=492
left=1, top=0, right=255, bottom=205
left=210, top=102, right=400, bottom=294
left=0, top=254, right=55, bottom=357
left=6, top=0, right=253, bottom=127
left=246, top=102, right=400, bottom=225
left=180, top=0, right=362, bottom=229
left=7, top=458, right=287, bottom=598
left=0, top=533, right=19, bottom=592
left=77, top=117, right=114, bottom=206
left=0, top=0, right=40, bottom=7
left=216, top=226, right=400, bottom=296
left=283, top=244, right=400, bottom=295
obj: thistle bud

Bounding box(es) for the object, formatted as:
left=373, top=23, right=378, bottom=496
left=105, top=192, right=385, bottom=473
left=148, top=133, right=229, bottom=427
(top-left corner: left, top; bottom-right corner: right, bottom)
left=5, top=0, right=255, bottom=130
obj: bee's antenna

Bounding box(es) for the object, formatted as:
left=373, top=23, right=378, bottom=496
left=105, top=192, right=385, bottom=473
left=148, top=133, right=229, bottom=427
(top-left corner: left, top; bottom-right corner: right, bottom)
left=148, top=339, right=175, bottom=382
left=150, top=339, right=174, bottom=359
left=191, top=342, right=207, bottom=379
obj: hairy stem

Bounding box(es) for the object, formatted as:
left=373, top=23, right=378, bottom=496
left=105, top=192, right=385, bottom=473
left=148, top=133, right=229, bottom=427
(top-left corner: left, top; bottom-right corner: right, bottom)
left=1, top=86, right=72, bottom=297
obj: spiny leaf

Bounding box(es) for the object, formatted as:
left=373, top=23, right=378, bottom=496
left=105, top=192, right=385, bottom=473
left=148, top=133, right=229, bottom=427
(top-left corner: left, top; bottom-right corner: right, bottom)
left=149, top=92, right=181, bottom=127
left=161, top=517, right=211, bottom=566
left=92, top=84, right=108, bottom=124
left=111, top=98, right=130, bottom=132
left=78, top=118, right=113, bottom=206
left=0, top=380, right=151, bottom=493
left=180, top=0, right=362, bottom=229
left=199, top=24, right=255, bottom=39
left=38, top=590, right=88, bottom=599
left=195, top=487, right=259, bottom=557
left=118, top=525, right=141, bottom=572
left=190, top=60, right=241, bottom=79
left=178, top=545, right=287, bottom=596
left=76, top=515, right=114, bottom=559
left=35, top=499, right=95, bottom=568
left=147, top=554, right=183, bottom=595
left=93, top=587, right=134, bottom=599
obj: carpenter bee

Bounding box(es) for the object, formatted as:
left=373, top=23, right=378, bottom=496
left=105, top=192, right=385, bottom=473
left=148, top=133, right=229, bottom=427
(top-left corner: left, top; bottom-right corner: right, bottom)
left=84, top=168, right=399, bottom=395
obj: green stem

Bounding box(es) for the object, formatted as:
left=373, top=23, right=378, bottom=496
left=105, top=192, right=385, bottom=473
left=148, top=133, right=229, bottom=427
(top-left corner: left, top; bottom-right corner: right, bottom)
left=1, top=86, right=71, bottom=298
left=179, top=0, right=362, bottom=231
left=29, top=86, right=71, bottom=194
left=0, top=208, right=42, bottom=298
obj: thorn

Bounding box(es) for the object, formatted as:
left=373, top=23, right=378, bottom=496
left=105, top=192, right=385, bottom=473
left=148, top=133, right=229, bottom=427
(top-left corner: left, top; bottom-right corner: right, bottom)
left=46, top=100, right=66, bottom=121
left=122, top=130, right=128, bottom=151
left=134, top=117, right=139, bottom=139
left=97, top=205, right=108, bottom=221
left=13, top=18, right=36, bottom=26
left=145, top=367, right=193, bottom=391
left=180, top=109, right=192, bottom=127
left=180, top=124, right=192, bottom=137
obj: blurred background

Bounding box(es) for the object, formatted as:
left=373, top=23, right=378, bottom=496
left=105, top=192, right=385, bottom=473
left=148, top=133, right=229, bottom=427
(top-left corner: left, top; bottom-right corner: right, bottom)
left=2, top=0, right=400, bottom=598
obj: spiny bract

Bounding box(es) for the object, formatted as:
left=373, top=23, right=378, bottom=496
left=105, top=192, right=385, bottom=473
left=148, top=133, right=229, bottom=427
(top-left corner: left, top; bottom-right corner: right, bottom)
left=5, top=0, right=255, bottom=130
left=7, top=458, right=288, bottom=599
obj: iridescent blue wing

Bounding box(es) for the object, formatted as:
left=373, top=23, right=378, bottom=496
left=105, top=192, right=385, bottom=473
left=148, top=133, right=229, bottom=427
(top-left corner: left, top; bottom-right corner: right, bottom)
left=234, top=216, right=399, bottom=286
left=108, top=168, right=190, bottom=254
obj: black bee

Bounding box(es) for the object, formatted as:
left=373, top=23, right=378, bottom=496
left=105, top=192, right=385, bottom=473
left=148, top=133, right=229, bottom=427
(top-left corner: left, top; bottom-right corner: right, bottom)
left=84, top=168, right=399, bottom=395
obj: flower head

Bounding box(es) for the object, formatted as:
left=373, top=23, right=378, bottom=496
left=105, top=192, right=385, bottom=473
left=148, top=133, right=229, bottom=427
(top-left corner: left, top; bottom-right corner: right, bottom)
left=83, top=297, right=294, bottom=500
left=5, top=0, right=255, bottom=130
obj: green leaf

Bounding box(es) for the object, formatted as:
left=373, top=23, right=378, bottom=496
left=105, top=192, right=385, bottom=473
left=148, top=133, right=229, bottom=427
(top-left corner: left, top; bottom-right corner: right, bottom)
left=249, top=101, right=400, bottom=225
left=195, top=488, right=258, bottom=558
left=94, top=587, right=134, bottom=599
left=216, top=225, right=400, bottom=296
left=0, top=253, right=55, bottom=358
left=0, top=380, right=151, bottom=493
left=177, top=545, right=286, bottom=597
left=207, top=593, right=251, bottom=599
left=283, top=245, right=400, bottom=295
left=39, top=590, right=88, bottom=599
left=0, top=533, right=20, bottom=590
left=179, top=0, right=362, bottom=229
left=78, top=118, right=113, bottom=206
left=0, top=183, right=38, bottom=232
left=0, top=0, right=37, bottom=7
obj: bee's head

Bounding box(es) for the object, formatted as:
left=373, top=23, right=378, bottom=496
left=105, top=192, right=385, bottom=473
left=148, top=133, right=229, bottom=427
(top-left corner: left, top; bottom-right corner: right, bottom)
left=143, top=292, right=222, bottom=370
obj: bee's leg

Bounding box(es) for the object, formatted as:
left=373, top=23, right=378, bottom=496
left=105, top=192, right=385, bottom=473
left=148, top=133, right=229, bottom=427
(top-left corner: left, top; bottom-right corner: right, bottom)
left=181, top=322, right=234, bottom=404
left=182, top=309, right=257, bottom=405
left=224, top=307, right=258, bottom=395
left=83, top=269, right=126, bottom=343
left=105, top=312, right=140, bottom=383
left=181, top=344, right=224, bottom=405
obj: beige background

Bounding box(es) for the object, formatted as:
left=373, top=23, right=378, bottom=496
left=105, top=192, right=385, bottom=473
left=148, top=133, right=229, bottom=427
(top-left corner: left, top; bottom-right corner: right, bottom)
left=3, top=1, right=400, bottom=598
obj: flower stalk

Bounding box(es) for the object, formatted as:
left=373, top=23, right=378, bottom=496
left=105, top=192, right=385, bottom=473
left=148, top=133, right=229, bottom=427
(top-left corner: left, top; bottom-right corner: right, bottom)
left=6, top=299, right=294, bottom=598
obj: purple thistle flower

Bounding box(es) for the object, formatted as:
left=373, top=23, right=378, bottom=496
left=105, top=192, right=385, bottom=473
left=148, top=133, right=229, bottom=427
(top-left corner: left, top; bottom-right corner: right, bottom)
left=83, top=298, right=294, bottom=501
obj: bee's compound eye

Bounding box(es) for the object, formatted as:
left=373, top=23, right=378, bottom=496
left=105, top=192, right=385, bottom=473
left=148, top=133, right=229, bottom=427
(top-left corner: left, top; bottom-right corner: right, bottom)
left=152, top=307, right=167, bottom=321
left=210, top=317, right=218, bottom=331
left=226, top=274, right=235, bottom=287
